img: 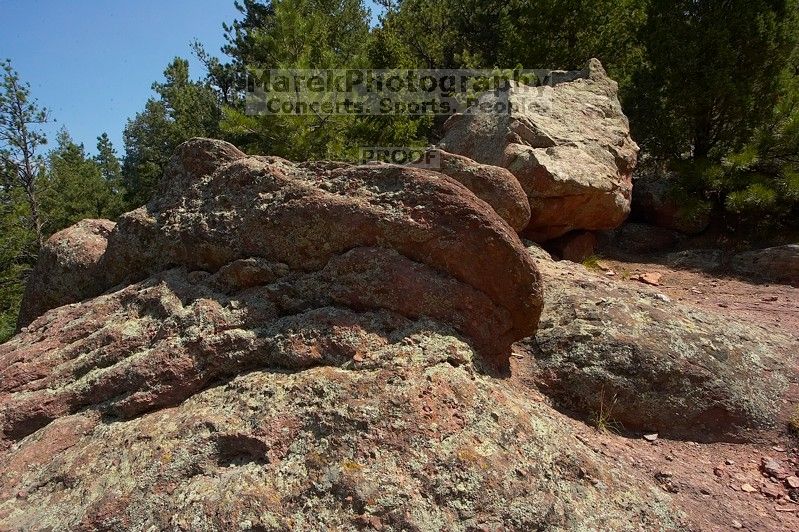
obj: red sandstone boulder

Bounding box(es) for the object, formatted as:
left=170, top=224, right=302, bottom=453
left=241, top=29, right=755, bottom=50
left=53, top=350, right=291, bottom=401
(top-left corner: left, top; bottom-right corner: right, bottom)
left=18, top=138, right=544, bottom=364
left=0, top=297, right=683, bottom=529
left=424, top=148, right=531, bottom=231
left=17, top=219, right=116, bottom=328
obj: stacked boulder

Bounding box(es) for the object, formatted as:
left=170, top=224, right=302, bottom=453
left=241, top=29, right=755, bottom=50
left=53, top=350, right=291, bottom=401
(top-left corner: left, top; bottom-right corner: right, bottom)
left=440, top=58, right=638, bottom=247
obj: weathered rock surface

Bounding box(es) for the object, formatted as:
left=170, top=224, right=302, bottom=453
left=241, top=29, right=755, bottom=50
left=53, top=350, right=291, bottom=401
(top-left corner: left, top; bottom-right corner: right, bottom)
left=425, top=148, right=531, bottom=231
left=0, top=140, right=690, bottom=528
left=732, top=245, right=799, bottom=284
left=440, top=59, right=638, bottom=241
left=17, top=135, right=799, bottom=528
left=631, top=171, right=712, bottom=235
left=518, top=245, right=794, bottom=441
left=545, top=230, right=597, bottom=262
left=665, top=249, right=724, bottom=271
left=18, top=138, right=543, bottom=361
left=0, top=313, right=683, bottom=530
left=17, top=219, right=116, bottom=328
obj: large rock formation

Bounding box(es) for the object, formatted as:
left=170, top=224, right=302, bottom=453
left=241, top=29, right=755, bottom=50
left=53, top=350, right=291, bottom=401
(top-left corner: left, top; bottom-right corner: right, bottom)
left=3, top=138, right=545, bottom=445
left=0, top=139, right=693, bottom=530
left=440, top=59, right=638, bottom=241
left=16, top=139, right=543, bottom=363
left=0, top=314, right=683, bottom=530
left=518, top=245, right=795, bottom=441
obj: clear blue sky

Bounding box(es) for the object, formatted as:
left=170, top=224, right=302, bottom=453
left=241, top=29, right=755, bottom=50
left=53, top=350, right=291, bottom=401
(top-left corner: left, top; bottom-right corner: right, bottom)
left=0, top=0, right=242, bottom=155
left=1, top=1, right=383, bottom=157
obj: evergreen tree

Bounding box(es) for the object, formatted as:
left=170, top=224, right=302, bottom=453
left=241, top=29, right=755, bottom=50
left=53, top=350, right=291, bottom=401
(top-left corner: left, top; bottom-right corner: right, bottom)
left=0, top=59, right=49, bottom=246
left=95, top=132, right=122, bottom=182
left=0, top=178, right=36, bottom=343
left=122, top=58, right=221, bottom=206
left=40, top=129, right=120, bottom=234
left=218, top=0, right=373, bottom=160
left=627, top=0, right=796, bottom=161
left=0, top=60, right=49, bottom=342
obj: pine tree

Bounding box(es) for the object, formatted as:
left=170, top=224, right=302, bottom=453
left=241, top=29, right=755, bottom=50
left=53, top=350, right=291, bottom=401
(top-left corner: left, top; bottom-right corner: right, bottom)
left=0, top=59, right=49, bottom=246
left=40, top=129, right=120, bottom=234
left=122, top=58, right=222, bottom=206
left=0, top=60, right=49, bottom=342
left=218, top=0, right=373, bottom=160
left=627, top=0, right=796, bottom=161
left=95, top=132, right=122, bottom=182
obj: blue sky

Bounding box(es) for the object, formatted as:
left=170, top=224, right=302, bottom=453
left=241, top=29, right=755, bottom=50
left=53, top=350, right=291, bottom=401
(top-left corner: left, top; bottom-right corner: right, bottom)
left=1, top=1, right=383, bottom=157
left=0, top=0, right=242, bottom=155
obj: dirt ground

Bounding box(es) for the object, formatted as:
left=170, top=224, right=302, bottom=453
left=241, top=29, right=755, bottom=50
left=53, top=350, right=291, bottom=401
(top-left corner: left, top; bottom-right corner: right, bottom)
left=598, top=256, right=799, bottom=340
left=512, top=253, right=799, bottom=532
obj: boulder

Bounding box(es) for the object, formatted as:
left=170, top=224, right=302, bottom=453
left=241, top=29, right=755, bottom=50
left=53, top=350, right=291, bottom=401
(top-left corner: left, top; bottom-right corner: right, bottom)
left=517, top=245, right=794, bottom=441
left=0, top=140, right=689, bottom=528
left=665, top=249, right=724, bottom=271
left=17, top=219, right=116, bottom=328
left=732, top=245, right=799, bottom=284
left=425, top=148, right=531, bottom=231
left=631, top=171, right=712, bottom=235
left=440, top=59, right=638, bottom=241
left=18, top=138, right=544, bottom=363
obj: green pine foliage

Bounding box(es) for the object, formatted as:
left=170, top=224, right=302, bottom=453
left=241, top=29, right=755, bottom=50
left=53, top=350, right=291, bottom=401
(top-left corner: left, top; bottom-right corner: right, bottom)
left=40, top=130, right=122, bottom=233
left=217, top=0, right=376, bottom=161
left=0, top=60, right=49, bottom=343
left=122, top=58, right=221, bottom=206
left=0, top=186, right=36, bottom=343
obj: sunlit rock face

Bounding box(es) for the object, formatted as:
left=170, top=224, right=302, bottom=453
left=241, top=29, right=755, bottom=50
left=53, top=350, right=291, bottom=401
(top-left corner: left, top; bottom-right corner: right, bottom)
left=441, top=59, right=638, bottom=241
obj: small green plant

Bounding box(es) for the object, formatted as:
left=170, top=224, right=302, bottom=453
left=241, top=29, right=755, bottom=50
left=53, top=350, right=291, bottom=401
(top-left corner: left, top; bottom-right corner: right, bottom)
left=581, top=255, right=602, bottom=270
left=590, top=388, right=623, bottom=434
left=788, top=405, right=799, bottom=435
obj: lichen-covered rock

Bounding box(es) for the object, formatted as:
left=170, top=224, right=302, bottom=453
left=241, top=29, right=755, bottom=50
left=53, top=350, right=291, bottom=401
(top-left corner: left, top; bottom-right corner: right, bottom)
left=732, top=245, right=799, bottom=284
left=440, top=59, right=638, bottom=241
left=0, top=299, right=684, bottom=530
left=425, top=148, right=531, bottom=231
left=19, top=138, right=543, bottom=363
left=517, top=245, right=794, bottom=441
left=17, top=219, right=115, bottom=328
left=0, top=138, right=693, bottom=530
left=665, top=249, right=724, bottom=271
